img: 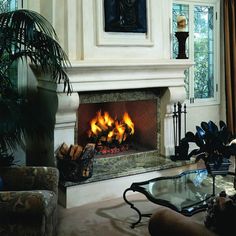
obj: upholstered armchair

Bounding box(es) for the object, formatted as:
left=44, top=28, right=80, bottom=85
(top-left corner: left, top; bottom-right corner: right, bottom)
left=0, top=166, right=59, bottom=236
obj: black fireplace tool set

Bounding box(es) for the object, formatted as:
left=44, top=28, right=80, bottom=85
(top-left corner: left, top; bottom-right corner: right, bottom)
left=170, top=102, right=189, bottom=161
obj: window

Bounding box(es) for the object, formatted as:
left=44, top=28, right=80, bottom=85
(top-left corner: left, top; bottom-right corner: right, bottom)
left=0, top=0, right=19, bottom=89
left=172, top=0, right=220, bottom=105
left=0, top=0, right=18, bottom=12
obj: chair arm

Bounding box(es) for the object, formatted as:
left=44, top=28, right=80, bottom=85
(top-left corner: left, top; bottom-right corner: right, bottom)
left=149, top=207, right=217, bottom=236
left=0, top=190, right=57, bottom=220
left=0, top=166, right=59, bottom=195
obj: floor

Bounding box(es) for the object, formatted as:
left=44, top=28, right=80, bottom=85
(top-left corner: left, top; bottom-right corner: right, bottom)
left=57, top=160, right=236, bottom=236
left=57, top=193, right=206, bottom=236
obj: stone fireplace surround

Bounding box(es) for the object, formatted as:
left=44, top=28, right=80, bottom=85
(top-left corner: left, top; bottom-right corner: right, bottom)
left=37, top=59, right=193, bottom=208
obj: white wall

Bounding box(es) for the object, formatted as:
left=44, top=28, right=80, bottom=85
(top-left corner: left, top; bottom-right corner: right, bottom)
left=25, top=0, right=172, bottom=61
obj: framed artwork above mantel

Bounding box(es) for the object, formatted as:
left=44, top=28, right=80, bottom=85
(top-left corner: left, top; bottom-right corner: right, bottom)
left=104, top=0, right=147, bottom=33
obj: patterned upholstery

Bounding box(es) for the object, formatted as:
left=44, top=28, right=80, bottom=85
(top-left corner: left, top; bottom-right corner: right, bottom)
left=0, top=166, right=59, bottom=236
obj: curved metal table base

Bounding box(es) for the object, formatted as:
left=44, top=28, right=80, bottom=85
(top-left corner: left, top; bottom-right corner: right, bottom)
left=123, top=188, right=152, bottom=228
left=122, top=169, right=232, bottom=228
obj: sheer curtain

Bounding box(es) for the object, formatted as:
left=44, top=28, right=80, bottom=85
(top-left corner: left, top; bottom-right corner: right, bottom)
left=224, top=0, right=236, bottom=133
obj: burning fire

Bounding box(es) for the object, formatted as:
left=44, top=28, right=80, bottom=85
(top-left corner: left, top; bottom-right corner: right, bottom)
left=88, top=110, right=135, bottom=145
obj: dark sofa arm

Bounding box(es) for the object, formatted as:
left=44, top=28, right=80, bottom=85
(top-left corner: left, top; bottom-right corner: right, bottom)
left=148, top=207, right=217, bottom=236
left=0, top=167, right=59, bottom=194
left=0, top=190, right=57, bottom=220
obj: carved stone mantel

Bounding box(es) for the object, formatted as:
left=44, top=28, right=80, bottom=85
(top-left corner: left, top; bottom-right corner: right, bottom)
left=38, top=60, right=193, bottom=93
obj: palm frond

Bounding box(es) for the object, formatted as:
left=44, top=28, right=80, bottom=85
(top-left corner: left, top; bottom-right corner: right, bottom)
left=0, top=9, right=71, bottom=93
left=0, top=72, right=13, bottom=93
left=0, top=9, right=72, bottom=164
left=0, top=95, right=25, bottom=151
left=0, top=90, right=54, bottom=152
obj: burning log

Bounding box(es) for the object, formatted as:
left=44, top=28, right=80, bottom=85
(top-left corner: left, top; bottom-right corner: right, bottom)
left=96, top=143, right=129, bottom=155
left=87, top=110, right=135, bottom=155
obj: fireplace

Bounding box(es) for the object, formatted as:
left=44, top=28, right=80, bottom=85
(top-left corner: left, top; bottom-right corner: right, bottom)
left=34, top=60, right=194, bottom=207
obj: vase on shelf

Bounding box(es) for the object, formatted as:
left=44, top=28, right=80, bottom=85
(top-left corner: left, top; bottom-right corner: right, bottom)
left=175, top=32, right=189, bottom=59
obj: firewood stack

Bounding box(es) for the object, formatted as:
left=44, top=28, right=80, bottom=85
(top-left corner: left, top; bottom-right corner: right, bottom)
left=56, top=143, right=84, bottom=161
left=56, top=142, right=95, bottom=181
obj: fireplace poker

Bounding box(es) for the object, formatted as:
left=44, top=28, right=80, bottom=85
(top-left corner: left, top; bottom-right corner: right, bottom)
left=184, top=103, right=187, bottom=135
left=173, top=103, right=177, bottom=147
left=171, top=102, right=188, bottom=161
left=177, top=102, right=182, bottom=146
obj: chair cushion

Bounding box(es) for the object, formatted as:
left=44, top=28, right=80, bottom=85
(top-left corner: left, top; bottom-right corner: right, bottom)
left=0, top=190, right=57, bottom=221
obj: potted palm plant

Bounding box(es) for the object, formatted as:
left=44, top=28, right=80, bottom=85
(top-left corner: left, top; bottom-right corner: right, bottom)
left=187, top=120, right=236, bottom=175
left=0, top=9, right=71, bottom=166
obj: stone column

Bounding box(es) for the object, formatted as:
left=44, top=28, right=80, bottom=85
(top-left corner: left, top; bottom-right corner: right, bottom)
left=160, top=86, right=186, bottom=157
left=26, top=80, right=80, bottom=166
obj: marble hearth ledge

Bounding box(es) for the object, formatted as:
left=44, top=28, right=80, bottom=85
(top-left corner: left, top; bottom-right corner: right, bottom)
left=58, top=156, right=196, bottom=208
left=60, top=153, right=195, bottom=188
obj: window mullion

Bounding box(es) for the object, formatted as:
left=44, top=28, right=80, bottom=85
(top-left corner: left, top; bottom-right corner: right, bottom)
left=214, top=6, right=220, bottom=103
left=188, top=3, right=195, bottom=102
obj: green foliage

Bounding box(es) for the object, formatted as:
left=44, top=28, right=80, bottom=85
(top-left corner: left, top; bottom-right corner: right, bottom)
left=0, top=9, right=71, bottom=94
left=0, top=9, right=71, bottom=165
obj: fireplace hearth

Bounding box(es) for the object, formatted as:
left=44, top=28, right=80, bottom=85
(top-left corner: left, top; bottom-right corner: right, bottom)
left=56, top=88, right=194, bottom=188
left=60, top=89, right=161, bottom=183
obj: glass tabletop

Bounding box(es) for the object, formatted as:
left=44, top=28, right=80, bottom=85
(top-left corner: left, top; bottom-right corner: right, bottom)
left=130, top=169, right=236, bottom=214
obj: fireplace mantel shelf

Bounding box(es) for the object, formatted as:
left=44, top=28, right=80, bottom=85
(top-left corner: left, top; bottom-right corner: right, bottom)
left=37, top=59, right=194, bottom=92
left=69, top=59, right=193, bottom=69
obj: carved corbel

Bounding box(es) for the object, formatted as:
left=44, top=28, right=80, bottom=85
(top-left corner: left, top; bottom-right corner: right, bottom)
left=160, top=86, right=186, bottom=157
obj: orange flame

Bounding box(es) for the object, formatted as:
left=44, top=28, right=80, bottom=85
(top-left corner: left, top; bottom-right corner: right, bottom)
left=115, top=121, right=126, bottom=143
left=89, top=110, right=135, bottom=144
left=107, top=130, right=114, bottom=142
left=123, top=112, right=134, bottom=135
left=104, top=112, right=114, bottom=127
left=90, top=117, right=101, bottom=135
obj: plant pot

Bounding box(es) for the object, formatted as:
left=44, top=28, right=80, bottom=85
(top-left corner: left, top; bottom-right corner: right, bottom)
left=206, top=159, right=231, bottom=176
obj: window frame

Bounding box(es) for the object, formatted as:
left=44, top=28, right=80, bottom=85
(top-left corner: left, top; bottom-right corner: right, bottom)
left=0, top=0, right=27, bottom=92
left=172, top=0, right=221, bottom=107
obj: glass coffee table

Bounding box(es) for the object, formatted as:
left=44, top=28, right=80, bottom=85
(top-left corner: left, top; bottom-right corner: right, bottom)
left=123, top=169, right=229, bottom=228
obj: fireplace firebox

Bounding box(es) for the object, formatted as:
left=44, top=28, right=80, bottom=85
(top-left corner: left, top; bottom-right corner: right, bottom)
left=71, top=89, right=164, bottom=182
left=78, top=99, right=158, bottom=155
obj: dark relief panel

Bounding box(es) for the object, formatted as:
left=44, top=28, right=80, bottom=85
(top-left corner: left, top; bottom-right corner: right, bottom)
left=104, top=0, right=147, bottom=33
